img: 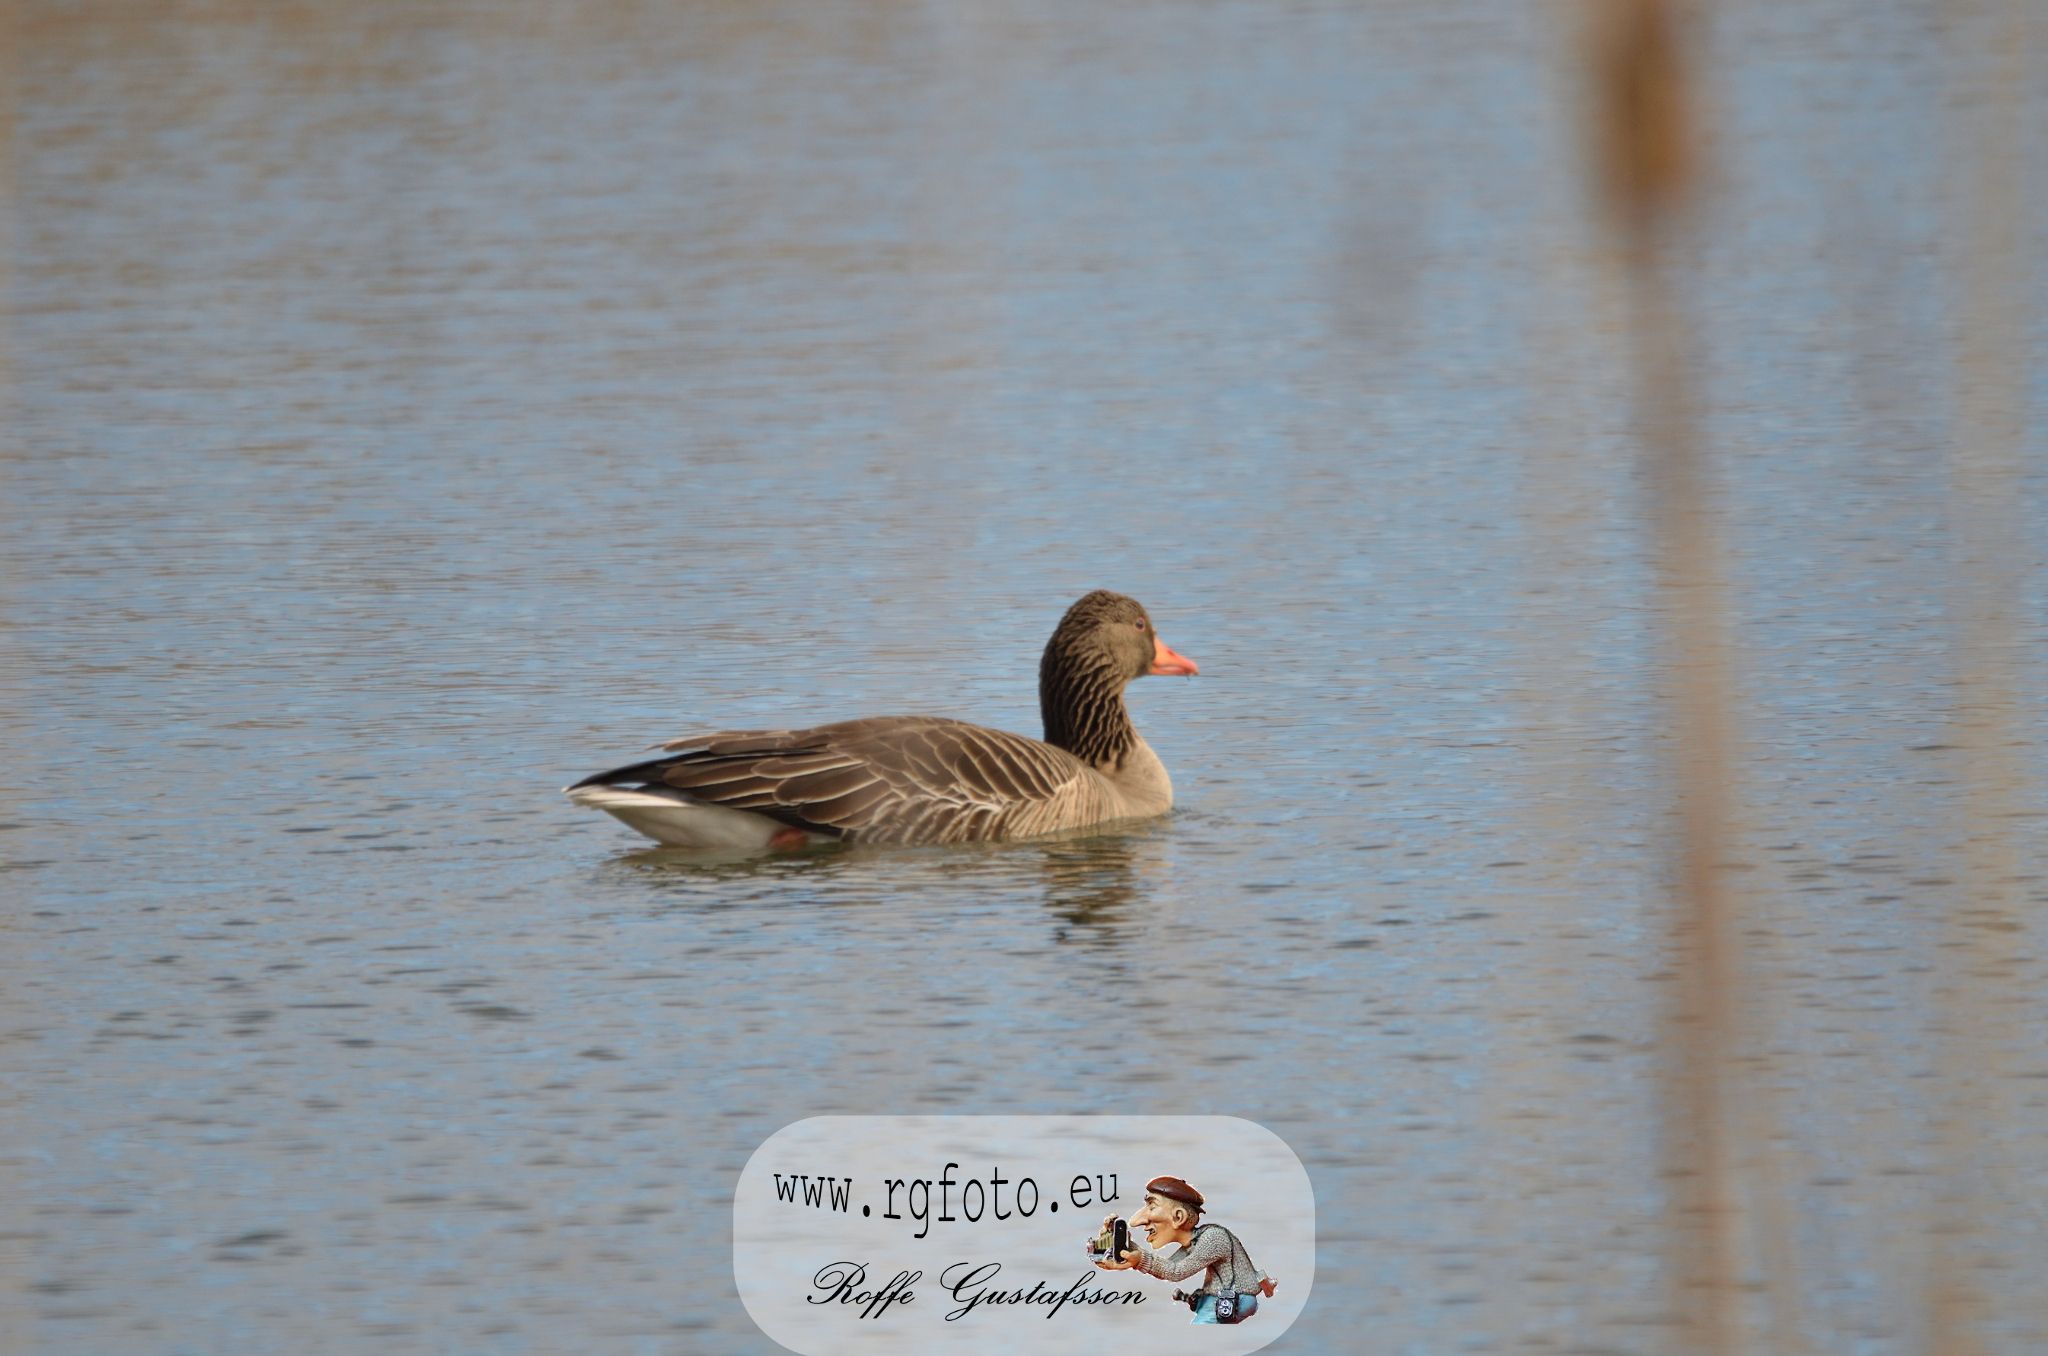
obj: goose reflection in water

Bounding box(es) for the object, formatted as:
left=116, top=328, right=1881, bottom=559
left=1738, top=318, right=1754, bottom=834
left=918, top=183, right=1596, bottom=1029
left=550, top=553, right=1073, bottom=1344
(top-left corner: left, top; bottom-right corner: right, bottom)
left=602, top=819, right=1170, bottom=951
left=1028, top=827, right=1168, bottom=947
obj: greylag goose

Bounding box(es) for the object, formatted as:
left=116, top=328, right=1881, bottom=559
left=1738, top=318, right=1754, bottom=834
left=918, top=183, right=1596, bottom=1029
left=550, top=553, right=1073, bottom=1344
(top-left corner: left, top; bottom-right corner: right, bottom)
left=565, top=590, right=1198, bottom=850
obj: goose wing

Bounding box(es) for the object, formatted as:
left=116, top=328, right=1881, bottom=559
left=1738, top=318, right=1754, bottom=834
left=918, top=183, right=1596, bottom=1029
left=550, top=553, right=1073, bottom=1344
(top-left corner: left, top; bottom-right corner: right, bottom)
left=571, top=716, right=1092, bottom=845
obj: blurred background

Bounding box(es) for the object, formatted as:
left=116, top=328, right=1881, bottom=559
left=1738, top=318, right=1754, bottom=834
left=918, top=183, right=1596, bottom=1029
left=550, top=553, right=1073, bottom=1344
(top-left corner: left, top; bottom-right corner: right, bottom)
left=3, top=2, right=2043, bottom=1352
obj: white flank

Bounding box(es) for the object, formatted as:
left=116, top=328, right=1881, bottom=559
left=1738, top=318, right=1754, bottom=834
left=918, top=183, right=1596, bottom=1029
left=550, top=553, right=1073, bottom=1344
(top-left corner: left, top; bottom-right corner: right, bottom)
left=563, top=784, right=820, bottom=851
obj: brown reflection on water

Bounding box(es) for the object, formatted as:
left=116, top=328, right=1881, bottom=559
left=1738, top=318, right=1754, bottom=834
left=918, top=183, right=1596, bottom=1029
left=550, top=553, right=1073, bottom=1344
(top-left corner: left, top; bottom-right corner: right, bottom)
left=1587, top=4, right=1751, bottom=1349
left=0, top=25, right=23, bottom=1354
left=1929, top=1, right=2040, bottom=1351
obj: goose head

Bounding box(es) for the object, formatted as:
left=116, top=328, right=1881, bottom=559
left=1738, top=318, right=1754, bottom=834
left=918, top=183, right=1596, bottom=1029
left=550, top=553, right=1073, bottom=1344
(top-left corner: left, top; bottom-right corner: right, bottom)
left=1039, top=590, right=1198, bottom=763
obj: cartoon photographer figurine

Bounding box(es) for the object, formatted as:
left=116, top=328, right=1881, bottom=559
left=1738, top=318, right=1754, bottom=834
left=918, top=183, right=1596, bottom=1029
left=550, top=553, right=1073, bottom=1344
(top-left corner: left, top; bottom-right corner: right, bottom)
left=1092, top=1175, right=1276, bottom=1325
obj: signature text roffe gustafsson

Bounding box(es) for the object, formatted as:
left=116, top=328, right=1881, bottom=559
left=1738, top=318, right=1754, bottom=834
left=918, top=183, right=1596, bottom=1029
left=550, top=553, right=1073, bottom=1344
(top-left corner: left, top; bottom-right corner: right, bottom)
left=807, top=1260, right=1145, bottom=1321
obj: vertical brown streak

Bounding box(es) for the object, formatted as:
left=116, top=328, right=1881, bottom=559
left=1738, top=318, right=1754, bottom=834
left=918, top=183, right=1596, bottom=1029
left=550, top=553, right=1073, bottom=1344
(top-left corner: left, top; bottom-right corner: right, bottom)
left=1927, top=3, right=2034, bottom=1351
left=1589, top=3, right=1744, bottom=1351
left=0, top=14, right=20, bottom=1356
left=1636, top=253, right=1742, bottom=1356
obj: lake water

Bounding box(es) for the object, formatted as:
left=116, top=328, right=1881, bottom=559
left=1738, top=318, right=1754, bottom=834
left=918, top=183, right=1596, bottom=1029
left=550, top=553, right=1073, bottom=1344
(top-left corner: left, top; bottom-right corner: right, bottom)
left=5, top=3, right=2046, bottom=1353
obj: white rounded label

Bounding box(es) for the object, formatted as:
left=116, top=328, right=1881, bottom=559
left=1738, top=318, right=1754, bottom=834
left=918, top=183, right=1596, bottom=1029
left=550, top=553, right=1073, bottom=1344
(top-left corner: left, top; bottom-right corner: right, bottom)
left=733, top=1115, right=1313, bottom=1353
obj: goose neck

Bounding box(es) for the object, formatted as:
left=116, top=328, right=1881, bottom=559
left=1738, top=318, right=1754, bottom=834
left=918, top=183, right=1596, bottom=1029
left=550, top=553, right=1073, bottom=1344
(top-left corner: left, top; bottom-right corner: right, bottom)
left=1040, top=649, right=1136, bottom=767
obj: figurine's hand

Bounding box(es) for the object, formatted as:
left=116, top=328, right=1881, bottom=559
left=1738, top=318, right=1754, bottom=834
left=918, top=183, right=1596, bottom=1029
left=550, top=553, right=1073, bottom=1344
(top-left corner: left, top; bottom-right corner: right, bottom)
left=1093, top=1252, right=1136, bottom=1272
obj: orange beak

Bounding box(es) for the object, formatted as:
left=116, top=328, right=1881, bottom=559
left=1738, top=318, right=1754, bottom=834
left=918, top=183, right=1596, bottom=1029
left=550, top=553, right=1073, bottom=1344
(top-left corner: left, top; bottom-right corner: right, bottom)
left=1149, top=634, right=1199, bottom=677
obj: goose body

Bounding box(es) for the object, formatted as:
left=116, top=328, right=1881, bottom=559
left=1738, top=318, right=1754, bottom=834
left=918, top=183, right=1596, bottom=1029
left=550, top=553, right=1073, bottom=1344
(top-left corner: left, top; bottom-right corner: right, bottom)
left=566, top=591, right=1197, bottom=850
